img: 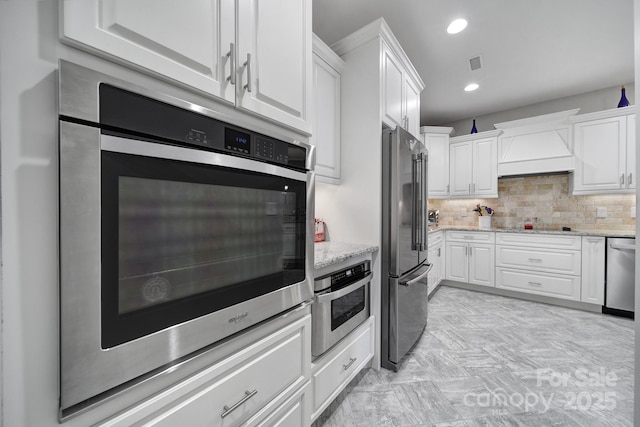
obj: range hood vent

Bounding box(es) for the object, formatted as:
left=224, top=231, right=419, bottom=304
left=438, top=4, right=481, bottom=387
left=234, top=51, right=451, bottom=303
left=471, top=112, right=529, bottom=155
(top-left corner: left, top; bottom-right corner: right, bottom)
left=494, top=109, right=580, bottom=177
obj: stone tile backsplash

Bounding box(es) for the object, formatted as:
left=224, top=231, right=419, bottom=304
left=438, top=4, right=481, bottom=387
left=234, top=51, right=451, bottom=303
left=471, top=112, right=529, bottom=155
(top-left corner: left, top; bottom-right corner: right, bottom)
left=429, top=174, right=636, bottom=232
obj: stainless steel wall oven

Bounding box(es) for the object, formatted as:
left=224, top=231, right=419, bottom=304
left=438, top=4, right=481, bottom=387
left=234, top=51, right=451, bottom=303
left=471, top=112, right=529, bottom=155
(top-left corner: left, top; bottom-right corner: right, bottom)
left=58, top=61, right=314, bottom=416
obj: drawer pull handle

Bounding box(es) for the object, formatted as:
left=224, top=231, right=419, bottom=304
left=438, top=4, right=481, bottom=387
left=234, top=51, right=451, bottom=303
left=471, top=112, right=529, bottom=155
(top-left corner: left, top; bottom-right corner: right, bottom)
left=221, top=389, right=258, bottom=418
left=528, top=258, right=543, bottom=262
left=528, top=281, right=543, bottom=286
left=343, top=357, right=357, bottom=370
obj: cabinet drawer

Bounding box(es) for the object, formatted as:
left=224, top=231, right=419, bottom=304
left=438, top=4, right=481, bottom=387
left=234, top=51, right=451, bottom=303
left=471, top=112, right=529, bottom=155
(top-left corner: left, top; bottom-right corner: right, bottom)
left=496, top=233, right=581, bottom=250
left=103, top=314, right=311, bottom=427
left=496, top=246, right=581, bottom=275
left=428, top=230, right=443, bottom=246
left=311, top=317, right=374, bottom=419
left=446, top=231, right=495, bottom=243
left=496, top=268, right=581, bottom=301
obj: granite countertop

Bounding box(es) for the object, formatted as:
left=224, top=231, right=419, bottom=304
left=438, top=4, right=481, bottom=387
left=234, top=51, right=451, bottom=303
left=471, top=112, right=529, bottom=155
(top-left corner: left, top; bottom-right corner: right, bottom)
left=314, top=241, right=379, bottom=269
left=428, top=225, right=635, bottom=238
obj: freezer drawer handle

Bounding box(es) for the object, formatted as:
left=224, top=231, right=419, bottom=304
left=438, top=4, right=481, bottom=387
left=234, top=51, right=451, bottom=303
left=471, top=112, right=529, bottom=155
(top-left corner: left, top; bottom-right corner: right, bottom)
left=527, top=281, right=543, bottom=286
left=399, top=263, right=432, bottom=287
left=610, top=243, right=636, bottom=251
left=221, top=389, right=258, bottom=418
left=528, top=258, right=543, bottom=262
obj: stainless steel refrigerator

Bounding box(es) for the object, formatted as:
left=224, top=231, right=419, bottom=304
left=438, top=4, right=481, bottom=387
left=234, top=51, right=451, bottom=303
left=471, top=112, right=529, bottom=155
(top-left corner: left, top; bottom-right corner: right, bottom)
left=381, top=126, right=432, bottom=371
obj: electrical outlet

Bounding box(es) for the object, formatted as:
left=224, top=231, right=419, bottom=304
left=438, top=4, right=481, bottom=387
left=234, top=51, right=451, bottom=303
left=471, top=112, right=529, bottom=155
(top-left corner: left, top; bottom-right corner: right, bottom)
left=460, top=209, right=468, bottom=217
left=632, top=207, right=636, bottom=218
left=596, top=207, right=607, bottom=218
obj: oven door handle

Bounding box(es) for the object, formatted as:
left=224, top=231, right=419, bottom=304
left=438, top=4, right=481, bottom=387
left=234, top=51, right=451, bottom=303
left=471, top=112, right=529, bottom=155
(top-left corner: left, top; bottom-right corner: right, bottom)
left=399, top=263, right=432, bottom=287
left=316, top=272, right=372, bottom=304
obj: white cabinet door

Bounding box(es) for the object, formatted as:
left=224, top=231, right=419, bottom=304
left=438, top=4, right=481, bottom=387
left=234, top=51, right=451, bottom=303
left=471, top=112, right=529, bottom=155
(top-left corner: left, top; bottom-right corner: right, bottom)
left=581, top=236, right=605, bottom=305
left=237, top=0, right=312, bottom=133
left=573, top=116, right=626, bottom=193
left=405, top=77, right=421, bottom=138
left=445, top=241, right=468, bottom=282
left=382, top=45, right=404, bottom=129
left=472, top=137, right=498, bottom=197
left=311, top=37, right=343, bottom=184
left=449, top=141, right=473, bottom=196
left=626, top=114, right=636, bottom=190
left=61, top=0, right=236, bottom=103
left=468, top=243, right=495, bottom=287
left=422, top=129, right=451, bottom=198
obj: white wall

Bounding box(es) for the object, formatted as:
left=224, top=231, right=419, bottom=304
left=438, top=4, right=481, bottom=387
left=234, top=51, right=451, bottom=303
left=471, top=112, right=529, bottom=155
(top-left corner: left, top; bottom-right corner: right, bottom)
left=1, top=2, right=60, bottom=426
left=634, top=1, right=640, bottom=424
left=440, top=83, right=636, bottom=136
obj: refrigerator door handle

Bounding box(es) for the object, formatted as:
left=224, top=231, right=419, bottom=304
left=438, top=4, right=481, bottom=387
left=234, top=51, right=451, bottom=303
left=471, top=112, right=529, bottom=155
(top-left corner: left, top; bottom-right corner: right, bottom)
left=399, top=263, right=432, bottom=287
left=420, top=152, right=428, bottom=250
left=411, top=154, right=419, bottom=250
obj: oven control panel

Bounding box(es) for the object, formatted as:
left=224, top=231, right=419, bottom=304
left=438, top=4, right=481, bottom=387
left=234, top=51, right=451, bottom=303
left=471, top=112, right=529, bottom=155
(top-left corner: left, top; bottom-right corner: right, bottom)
left=99, top=83, right=308, bottom=171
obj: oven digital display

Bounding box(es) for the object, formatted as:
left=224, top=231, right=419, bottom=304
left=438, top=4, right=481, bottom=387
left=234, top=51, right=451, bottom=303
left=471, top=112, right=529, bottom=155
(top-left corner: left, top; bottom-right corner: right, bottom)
left=225, top=128, right=251, bottom=154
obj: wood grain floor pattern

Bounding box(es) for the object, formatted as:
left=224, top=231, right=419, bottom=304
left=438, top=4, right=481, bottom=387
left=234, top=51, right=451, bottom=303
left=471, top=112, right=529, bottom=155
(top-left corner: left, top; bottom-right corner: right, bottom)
left=314, top=286, right=634, bottom=427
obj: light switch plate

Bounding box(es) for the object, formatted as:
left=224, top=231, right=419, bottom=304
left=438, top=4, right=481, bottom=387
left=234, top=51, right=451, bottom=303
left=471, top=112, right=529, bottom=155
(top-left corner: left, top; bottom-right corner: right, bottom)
left=632, top=207, right=636, bottom=218
left=460, top=209, right=468, bottom=217
left=596, top=207, right=607, bottom=218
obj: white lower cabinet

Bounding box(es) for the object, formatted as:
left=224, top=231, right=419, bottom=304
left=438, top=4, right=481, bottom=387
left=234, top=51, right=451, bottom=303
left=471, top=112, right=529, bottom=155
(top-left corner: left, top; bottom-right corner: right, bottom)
left=427, top=230, right=444, bottom=296
left=495, top=233, right=581, bottom=301
left=495, top=267, right=581, bottom=300
left=581, top=236, right=605, bottom=304
left=98, top=313, right=312, bottom=427
left=311, top=316, right=374, bottom=422
left=445, top=231, right=495, bottom=287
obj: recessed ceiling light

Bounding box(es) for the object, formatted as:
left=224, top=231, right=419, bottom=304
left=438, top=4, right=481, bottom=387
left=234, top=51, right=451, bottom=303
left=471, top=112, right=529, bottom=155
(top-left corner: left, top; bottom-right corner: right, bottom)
left=447, top=18, right=468, bottom=34
left=464, top=83, right=479, bottom=92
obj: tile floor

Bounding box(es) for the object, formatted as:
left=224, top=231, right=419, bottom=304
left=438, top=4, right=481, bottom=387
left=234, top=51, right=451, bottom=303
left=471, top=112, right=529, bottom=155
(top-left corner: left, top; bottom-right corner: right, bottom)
left=313, top=286, right=635, bottom=426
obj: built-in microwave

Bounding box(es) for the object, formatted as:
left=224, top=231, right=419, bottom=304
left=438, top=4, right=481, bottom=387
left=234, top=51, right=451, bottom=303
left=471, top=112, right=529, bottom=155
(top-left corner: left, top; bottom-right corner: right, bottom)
left=58, top=60, right=314, bottom=417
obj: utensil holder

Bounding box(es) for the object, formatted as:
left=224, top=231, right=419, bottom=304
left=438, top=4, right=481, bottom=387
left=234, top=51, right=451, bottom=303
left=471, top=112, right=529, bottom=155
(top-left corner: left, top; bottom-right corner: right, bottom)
left=478, top=216, right=491, bottom=229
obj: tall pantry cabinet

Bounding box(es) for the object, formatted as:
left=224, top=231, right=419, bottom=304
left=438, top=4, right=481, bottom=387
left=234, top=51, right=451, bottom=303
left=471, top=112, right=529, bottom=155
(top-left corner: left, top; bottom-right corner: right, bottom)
left=317, top=18, right=424, bottom=368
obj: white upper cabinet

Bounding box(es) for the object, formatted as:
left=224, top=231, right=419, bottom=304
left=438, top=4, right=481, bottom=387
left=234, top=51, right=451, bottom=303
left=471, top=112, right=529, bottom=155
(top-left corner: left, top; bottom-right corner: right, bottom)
left=404, top=77, right=422, bottom=138
left=236, top=0, right=312, bottom=133
left=311, top=35, right=344, bottom=184
left=381, top=41, right=424, bottom=138
left=449, top=130, right=501, bottom=198
left=421, top=126, right=453, bottom=198
left=570, top=106, right=635, bottom=194
left=61, top=0, right=312, bottom=134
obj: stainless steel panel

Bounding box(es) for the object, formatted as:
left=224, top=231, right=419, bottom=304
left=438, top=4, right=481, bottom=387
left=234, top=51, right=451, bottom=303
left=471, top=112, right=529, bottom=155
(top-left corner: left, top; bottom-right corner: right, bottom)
left=384, top=262, right=430, bottom=370
left=311, top=275, right=370, bottom=357
left=59, top=60, right=315, bottom=172
left=59, top=60, right=315, bottom=414
left=381, top=127, right=427, bottom=278
left=606, top=237, right=635, bottom=312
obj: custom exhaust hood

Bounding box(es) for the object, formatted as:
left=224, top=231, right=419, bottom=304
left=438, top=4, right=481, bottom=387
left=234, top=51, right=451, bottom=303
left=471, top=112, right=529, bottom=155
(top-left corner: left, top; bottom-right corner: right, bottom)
left=494, top=109, right=580, bottom=177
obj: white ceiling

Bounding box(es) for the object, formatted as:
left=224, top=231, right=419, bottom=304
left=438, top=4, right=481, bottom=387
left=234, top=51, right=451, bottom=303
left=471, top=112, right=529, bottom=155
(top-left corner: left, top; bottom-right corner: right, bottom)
left=312, top=0, right=635, bottom=126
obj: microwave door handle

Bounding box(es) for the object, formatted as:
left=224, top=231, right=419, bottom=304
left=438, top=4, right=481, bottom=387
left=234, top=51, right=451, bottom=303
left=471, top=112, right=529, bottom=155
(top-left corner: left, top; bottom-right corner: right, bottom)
left=316, top=272, right=372, bottom=304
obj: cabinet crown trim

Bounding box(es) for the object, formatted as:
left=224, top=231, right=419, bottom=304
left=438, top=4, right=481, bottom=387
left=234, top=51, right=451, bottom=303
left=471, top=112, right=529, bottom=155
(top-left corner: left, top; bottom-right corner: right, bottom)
left=494, top=109, right=580, bottom=129
left=420, top=126, right=453, bottom=135
left=569, top=105, right=636, bottom=123
left=330, top=17, right=424, bottom=89
left=313, top=33, right=345, bottom=71
left=450, top=129, right=502, bottom=143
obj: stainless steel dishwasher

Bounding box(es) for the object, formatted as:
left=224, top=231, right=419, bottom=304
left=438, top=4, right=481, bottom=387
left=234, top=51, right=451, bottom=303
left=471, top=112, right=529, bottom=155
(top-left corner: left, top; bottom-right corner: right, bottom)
left=604, top=237, right=636, bottom=317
